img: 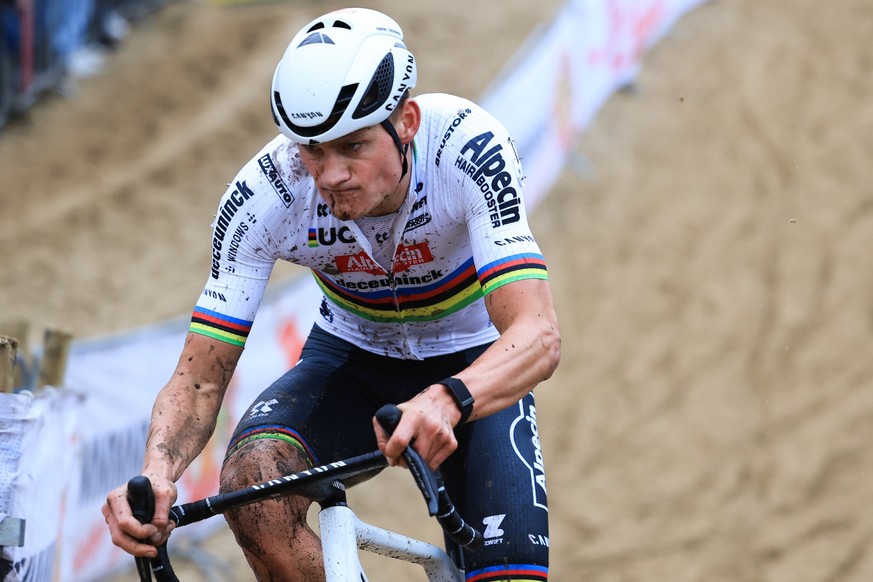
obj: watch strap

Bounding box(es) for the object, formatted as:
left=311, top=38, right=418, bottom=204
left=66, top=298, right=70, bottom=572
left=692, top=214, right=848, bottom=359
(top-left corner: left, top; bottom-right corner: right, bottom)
left=439, top=377, right=475, bottom=424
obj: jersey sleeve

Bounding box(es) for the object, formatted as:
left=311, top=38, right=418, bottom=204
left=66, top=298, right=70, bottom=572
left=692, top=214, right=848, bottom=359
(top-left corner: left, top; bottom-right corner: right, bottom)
left=448, top=104, right=549, bottom=296
left=189, top=168, right=281, bottom=347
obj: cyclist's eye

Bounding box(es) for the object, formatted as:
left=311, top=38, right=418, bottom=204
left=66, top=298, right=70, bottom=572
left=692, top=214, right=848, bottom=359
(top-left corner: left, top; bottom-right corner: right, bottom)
left=300, top=145, right=323, bottom=159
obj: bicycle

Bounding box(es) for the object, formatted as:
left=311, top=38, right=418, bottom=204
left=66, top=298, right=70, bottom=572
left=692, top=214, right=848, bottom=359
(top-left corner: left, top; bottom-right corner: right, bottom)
left=127, top=404, right=484, bottom=581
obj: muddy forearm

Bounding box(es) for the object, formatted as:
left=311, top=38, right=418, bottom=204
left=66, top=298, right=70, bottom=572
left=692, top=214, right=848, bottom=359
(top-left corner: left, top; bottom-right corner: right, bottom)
left=141, top=333, right=241, bottom=482
left=142, top=381, right=224, bottom=481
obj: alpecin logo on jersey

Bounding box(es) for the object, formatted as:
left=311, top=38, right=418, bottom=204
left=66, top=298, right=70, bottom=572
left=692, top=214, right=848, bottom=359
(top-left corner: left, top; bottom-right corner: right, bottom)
left=510, top=399, right=548, bottom=511
left=334, top=242, right=433, bottom=276
left=211, top=180, right=255, bottom=279
left=394, top=241, right=433, bottom=272
left=308, top=226, right=356, bottom=247
left=335, top=252, right=382, bottom=275
left=258, top=154, right=294, bottom=208
left=456, top=131, right=522, bottom=229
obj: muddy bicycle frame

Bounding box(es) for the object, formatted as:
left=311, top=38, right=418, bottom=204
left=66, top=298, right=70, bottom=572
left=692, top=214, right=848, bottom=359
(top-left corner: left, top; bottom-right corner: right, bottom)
left=128, top=405, right=483, bottom=581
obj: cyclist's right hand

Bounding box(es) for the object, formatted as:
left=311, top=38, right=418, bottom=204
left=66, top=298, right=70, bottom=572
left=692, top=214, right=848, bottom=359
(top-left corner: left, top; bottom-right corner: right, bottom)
left=102, top=474, right=177, bottom=558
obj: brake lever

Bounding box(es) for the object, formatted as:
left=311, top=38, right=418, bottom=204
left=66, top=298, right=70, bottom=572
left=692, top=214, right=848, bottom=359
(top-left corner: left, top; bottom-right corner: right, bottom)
left=374, top=404, right=440, bottom=515
left=374, top=403, right=483, bottom=551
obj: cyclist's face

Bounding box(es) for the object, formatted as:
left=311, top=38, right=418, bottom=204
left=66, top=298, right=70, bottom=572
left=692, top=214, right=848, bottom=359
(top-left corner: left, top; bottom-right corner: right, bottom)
left=298, top=101, right=420, bottom=221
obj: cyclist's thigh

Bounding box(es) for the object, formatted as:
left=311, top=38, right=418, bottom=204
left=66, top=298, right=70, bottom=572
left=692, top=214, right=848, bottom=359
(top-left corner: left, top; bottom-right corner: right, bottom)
left=442, top=392, right=549, bottom=581
left=225, top=327, right=380, bottom=467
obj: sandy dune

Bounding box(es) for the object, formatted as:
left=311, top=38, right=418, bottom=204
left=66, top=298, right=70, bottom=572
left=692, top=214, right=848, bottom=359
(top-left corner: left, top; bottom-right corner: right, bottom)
left=2, top=0, right=872, bottom=580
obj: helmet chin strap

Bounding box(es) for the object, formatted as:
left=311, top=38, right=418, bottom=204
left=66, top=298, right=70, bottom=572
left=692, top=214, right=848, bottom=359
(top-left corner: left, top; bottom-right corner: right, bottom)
left=380, top=119, right=409, bottom=182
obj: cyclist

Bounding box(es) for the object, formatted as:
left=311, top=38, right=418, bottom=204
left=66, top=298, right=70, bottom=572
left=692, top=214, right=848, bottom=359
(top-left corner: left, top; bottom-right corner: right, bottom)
left=104, top=8, right=560, bottom=581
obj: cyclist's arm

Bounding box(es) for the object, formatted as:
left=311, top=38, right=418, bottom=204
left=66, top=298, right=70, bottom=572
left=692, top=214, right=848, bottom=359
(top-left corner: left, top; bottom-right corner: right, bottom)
left=381, top=278, right=560, bottom=468
left=455, top=277, right=560, bottom=416
left=144, top=331, right=241, bottom=476
left=103, top=332, right=243, bottom=557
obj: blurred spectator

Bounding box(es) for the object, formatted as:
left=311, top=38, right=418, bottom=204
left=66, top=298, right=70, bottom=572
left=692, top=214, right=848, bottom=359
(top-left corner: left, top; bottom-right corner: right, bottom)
left=0, top=0, right=167, bottom=130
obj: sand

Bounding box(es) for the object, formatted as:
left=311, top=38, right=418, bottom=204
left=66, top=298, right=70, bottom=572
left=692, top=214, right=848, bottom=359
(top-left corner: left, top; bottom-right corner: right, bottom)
left=2, top=0, right=873, bottom=580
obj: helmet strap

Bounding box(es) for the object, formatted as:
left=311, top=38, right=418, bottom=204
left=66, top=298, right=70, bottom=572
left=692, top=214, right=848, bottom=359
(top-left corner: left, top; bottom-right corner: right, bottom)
left=380, top=119, right=409, bottom=181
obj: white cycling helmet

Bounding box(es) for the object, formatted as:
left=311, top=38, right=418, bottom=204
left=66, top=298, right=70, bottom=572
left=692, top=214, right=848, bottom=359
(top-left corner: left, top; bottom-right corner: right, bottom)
left=270, top=8, right=417, bottom=145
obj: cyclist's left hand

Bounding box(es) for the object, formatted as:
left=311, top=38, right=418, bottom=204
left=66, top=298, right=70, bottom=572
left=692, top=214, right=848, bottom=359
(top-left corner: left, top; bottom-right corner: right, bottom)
left=374, top=384, right=461, bottom=470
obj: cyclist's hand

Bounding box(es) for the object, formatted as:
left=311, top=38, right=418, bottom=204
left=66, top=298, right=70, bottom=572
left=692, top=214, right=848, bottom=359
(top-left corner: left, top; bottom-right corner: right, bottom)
left=374, top=385, right=461, bottom=470
left=102, top=475, right=177, bottom=558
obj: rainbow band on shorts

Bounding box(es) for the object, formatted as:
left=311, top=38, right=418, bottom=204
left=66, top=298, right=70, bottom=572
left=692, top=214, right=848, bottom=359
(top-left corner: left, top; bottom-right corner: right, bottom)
left=224, top=425, right=318, bottom=467
left=189, top=306, right=252, bottom=347
left=466, top=563, right=548, bottom=581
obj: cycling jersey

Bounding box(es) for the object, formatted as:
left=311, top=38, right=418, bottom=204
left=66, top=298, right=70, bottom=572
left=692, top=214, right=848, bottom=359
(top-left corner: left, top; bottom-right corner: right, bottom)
left=190, top=93, right=548, bottom=359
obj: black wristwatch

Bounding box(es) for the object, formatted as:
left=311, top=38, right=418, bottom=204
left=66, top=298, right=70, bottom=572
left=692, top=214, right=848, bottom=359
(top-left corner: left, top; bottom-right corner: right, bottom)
left=439, top=377, right=475, bottom=424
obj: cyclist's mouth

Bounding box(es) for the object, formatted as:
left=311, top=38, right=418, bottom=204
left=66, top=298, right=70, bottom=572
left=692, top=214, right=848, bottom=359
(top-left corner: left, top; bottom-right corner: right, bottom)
left=322, top=189, right=361, bottom=220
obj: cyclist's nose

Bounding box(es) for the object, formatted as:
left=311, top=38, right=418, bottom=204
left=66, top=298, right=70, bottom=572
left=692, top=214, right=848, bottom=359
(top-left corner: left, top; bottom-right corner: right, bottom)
left=315, top=151, right=352, bottom=188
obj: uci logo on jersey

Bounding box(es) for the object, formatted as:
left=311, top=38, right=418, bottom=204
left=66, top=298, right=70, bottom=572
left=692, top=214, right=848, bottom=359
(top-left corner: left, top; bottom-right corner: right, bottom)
left=455, top=132, right=522, bottom=229
left=308, top=226, right=356, bottom=247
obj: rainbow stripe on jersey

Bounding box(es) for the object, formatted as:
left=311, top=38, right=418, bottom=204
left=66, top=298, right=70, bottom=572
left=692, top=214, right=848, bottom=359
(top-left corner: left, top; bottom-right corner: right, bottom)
left=311, top=253, right=547, bottom=324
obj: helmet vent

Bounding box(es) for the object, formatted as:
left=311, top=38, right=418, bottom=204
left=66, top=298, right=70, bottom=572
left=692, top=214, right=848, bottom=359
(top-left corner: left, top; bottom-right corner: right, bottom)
left=352, top=53, right=394, bottom=120
left=331, top=20, right=352, bottom=30
left=307, top=22, right=325, bottom=32
left=299, top=32, right=335, bottom=47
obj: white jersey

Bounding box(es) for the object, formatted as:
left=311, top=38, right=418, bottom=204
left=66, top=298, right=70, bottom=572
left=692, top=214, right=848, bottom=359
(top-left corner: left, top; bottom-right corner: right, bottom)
left=190, top=93, right=548, bottom=360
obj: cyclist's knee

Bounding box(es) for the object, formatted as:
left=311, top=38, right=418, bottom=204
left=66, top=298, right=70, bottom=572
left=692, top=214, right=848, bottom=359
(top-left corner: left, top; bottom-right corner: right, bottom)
left=220, top=438, right=324, bottom=579
left=220, top=437, right=314, bottom=545
left=220, top=437, right=310, bottom=493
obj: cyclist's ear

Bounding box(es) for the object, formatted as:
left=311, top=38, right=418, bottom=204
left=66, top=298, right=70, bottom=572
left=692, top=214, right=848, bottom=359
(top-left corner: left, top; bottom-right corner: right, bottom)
left=394, top=98, right=421, bottom=145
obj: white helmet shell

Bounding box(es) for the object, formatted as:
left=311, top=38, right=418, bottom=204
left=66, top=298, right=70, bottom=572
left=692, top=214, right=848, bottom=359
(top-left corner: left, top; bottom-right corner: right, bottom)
left=270, top=8, right=417, bottom=144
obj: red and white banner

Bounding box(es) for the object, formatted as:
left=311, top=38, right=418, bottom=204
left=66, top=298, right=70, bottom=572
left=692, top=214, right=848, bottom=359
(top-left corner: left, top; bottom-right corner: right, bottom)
left=482, top=0, right=708, bottom=210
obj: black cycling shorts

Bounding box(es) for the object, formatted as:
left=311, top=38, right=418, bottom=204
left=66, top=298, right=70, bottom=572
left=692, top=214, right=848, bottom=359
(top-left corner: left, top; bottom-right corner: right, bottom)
left=226, top=324, right=550, bottom=580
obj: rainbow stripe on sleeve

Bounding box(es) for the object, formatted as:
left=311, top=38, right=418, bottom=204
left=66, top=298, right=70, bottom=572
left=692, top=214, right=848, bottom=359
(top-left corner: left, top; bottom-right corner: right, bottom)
left=189, top=306, right=253, bottom=347
left=477, top=253, right=548, bottom=295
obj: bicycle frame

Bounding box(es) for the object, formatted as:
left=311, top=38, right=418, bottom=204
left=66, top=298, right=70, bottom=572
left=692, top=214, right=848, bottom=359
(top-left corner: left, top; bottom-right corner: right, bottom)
left=319, top=503, right=462, bottom=581
left=128, top=405, right=481, bottom=581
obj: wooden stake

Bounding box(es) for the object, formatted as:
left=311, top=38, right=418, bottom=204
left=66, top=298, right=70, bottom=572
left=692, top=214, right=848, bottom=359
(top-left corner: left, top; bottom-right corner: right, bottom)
left=0, top=320, right=29, bottom=388
left=0, top=336, right=18, bottom=393
left=38, top=328, right=74, bottom=389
